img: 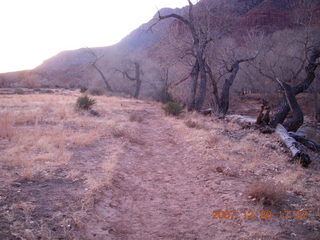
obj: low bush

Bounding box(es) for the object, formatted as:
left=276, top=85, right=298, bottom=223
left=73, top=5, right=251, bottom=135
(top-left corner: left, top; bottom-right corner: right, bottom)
left=80, top=87, right=88, bottom=93
left=87, top=88, right=105, bottom=96
left=163, top=101, right=184, bottom=116
left=76, top=95, right=96, bottom=110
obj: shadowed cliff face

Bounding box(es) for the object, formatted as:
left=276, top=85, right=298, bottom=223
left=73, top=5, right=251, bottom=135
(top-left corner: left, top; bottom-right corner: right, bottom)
left=1, top=0, right=319, bottom=100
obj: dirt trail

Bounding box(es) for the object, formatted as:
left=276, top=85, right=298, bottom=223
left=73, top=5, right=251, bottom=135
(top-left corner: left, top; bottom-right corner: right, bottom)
left=1, top=93, right=319, bottom=240
left=84, top=105, right=289, bottom=240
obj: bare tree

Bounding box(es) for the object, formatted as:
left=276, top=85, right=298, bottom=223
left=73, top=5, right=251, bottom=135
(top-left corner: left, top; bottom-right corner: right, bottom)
left=204, top=30, right=263, bottom=116
left=209, top=56, right=257, bottom=116
left=315, top=76, right=320, bottom=122
left=154, top=0, right=213, bottom=111
left=116, top=61, right=143, bottom=99
left=248, top=20, right=320, bottom=131
left=86, top=48, right=113, bottom=92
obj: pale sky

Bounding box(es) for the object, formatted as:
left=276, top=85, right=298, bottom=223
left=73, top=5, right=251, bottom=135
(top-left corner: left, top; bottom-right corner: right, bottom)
left=0, top=0, right=187, bottom=73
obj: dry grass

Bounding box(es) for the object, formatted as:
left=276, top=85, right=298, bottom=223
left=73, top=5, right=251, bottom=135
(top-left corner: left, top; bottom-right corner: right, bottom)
left=0, top=91, right=136, bottom=239
left=247, top=181, right=287, bottom=206
left=184, top=119, right=201, bottom=129
left=129, top=111, right=143, bottom=123
left=206, top=135, right=220, bottom=147
left=111, top=127, right=145, bottom=145
left=1, top=89, right=319, bottom=239
left=0, top=92, right=114, bottom=181
left=111, top=127, right=127, bottom=138
left=0, top=111, right=15, bottom=140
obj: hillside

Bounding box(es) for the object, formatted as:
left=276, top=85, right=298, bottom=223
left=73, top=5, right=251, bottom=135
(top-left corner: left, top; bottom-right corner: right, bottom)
left=0, top=89, right=320, bottom=239
left=1, top=0, right=319, bottom=107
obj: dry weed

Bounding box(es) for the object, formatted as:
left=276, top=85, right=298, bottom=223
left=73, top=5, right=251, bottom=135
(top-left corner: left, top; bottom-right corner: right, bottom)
left=111, top=128, right=127, bottom=138
left=129, top=112, right=143, bottom=123
left=14, top=111, right=38, bottom=125
left=206, top=135, right=220, bottom=148
left=184, top=119, right=199, bottom=129
left=0, top=111, right=15, bottom=140
left=68, top=131, right=101, bottom=147
left=247, top=181, right=286, bottom=206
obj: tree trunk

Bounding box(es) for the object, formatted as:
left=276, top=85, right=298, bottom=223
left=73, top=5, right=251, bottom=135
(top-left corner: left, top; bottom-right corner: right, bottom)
left=218, top=61, right=241, bottom=116
left=195, top=58, right=207, bottom=111
left=315, top=79, right=320, bottom=122
left=276, top=80, right=304, bottom=132
left=270, top=48, right=320, bottom=127
left=188, top=60, right=199, bottom=111
left=92, top=65, right=113, bottom=92
left=205, top=62, right=220, bottom=112
left=276, top=124, right=311, bottom=167
left=133, top=63, right=141, bottom=98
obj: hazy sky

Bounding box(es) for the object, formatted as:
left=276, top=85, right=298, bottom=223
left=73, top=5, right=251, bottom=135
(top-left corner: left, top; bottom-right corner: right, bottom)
left=0, top=0, right=187, bottom=73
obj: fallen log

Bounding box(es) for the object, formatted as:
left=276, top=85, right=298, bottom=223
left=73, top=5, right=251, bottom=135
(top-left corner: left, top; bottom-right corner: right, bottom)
left=224, top=114, right=256, bottom=128
left=276, top=124, right=311, bottom=167
left=288, top=132, right=320, bottom=153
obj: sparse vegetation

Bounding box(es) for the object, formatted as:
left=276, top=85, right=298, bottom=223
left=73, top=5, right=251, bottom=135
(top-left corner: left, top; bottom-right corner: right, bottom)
left=129, top=112, right=143, bottom=123
left=87, top=87, right=105, bottom=96
left=163, top=101, right=184, bottom=116
left=184, top=119, right=207, bottom=129
left=14, top=88, right=24, bottom=94
left=247, top=181, right=286, bottom=206
left=80, top=86, right=88, bottom=93
left=75, top=95, right=96, bottom=110
left=0, top=89, right=319, bottom=239
left=0, top=0, right=320, bottom=238
left=0, top=111, right=15, bottom=140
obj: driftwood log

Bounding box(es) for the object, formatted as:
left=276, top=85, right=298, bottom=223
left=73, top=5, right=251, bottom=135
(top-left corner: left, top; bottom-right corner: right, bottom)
left=276, top=124, right=311, bottom=167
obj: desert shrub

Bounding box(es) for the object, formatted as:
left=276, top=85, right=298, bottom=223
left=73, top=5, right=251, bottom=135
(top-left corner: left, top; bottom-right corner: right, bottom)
left=247, top=181, right=286, bottom=206
left=87, top=88, right=105, bottom=96
left=80, top=87, right=88, bottom=93
left=14, top=88, right=24, bottom=95
left=163, top=101, right=184, bottom=116
left=76, top=95, right=96, bottom=110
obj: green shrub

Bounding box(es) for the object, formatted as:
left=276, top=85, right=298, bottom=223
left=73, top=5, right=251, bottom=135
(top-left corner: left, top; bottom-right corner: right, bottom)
left=76, top=95, right=96, bottom=110
left=163, top=101, right=184, bottom=116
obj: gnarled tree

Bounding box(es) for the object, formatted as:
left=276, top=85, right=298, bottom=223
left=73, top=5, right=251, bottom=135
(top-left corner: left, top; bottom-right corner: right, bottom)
left=269, top=48, right=320, bottom=129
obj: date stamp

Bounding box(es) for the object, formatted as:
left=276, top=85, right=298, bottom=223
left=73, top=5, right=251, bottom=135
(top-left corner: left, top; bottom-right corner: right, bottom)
left=211, top=207, right=320, bottom=220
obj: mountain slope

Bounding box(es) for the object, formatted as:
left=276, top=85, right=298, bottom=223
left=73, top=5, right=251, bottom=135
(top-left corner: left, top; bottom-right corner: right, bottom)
left=1, top=0, right=319, bottom=102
